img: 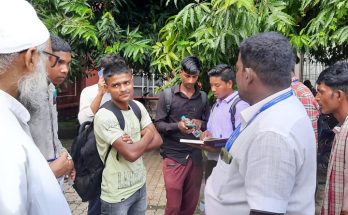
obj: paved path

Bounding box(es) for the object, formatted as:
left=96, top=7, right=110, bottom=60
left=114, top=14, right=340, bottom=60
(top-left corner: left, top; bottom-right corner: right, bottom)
left=64, top=149, right=325, bottom=215
left=64, top=149, right=201, bottom=215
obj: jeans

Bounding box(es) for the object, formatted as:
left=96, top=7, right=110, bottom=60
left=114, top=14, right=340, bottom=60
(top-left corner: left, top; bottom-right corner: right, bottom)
left=88, top=196, right=101, bottom=215
left=101, top=184, right=147, bottom=215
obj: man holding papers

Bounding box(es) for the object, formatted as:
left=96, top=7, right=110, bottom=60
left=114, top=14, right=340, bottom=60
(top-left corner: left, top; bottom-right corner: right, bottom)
left=200, top=64, right=249, bottom=181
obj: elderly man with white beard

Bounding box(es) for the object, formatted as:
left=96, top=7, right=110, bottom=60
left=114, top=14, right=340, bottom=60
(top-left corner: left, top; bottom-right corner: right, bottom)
left=0, top=0, right=71, bottom=214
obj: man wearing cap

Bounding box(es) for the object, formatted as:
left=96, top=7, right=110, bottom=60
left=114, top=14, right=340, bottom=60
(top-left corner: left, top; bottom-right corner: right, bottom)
left=0, top=0, right=71, bottom=214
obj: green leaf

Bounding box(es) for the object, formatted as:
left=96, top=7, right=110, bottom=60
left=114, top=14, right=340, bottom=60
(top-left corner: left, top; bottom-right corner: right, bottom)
left=190, top=8, right=195, bottom=28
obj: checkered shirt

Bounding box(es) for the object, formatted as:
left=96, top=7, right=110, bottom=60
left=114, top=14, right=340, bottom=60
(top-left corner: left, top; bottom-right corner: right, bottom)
left=291, top=79, right=320, bottom=143
left=320, top=116, right=348, bottom=215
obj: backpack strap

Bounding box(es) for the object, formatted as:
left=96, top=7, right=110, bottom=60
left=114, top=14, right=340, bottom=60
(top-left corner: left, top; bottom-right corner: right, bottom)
left=200, top=90, right=207, bottom=108
left=164, top=88, right=172, bottom=115
left=128, top=100, right=142, bottom=122
left=104, top=145, right=112, bottom=166
left=229, top=95, right=241, bottom=130
left=210, top=102, right=218, bottom=113
left=100, top=101, right=126, bottom=130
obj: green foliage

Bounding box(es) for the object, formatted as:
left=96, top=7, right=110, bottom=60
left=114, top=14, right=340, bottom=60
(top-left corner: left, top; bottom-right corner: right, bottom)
left=31, top=0, right=348, bottom=84
left=31, top=0, right=188, bottom=79
left=299, top=0, right=348, bottom=64
left=153, top=0, right=299, bottom=91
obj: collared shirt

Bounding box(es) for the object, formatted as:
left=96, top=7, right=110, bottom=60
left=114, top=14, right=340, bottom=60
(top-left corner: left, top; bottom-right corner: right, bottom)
left=0, top=90, right=71, bottom=215
left=291, top=77, right=320, bottom=143
left=78, top=84, right=111, bottom=124
left=205, top=88, right=316, bottom=215
left=155, top=85, right=210, bottom=165
left=206, top=91, right=249, bottom=160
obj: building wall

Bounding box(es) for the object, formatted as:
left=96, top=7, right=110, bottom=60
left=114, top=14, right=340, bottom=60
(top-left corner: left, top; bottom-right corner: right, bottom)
left=57, top=70, right=161, bottom=120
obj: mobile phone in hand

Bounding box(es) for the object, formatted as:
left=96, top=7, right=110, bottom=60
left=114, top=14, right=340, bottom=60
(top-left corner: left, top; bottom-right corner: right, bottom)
left=98, top=69, right=104, bottom=77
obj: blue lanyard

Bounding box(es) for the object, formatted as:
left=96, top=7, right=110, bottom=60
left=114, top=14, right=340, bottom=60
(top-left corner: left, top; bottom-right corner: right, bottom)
left=292, top=79, right=299, bottom=84
left=225, top=90, right=293, bottom=151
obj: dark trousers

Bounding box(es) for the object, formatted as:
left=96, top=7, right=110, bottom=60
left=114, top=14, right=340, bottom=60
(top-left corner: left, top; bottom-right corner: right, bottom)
left=204, top=160, right=217, bottom=182
left=163, top=157, right=203, bottom=215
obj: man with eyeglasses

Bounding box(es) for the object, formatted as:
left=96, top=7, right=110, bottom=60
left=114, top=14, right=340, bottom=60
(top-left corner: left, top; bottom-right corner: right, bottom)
left=0, top=0, right=71, bottom=214
left=22, top=35, right=75, bottom=190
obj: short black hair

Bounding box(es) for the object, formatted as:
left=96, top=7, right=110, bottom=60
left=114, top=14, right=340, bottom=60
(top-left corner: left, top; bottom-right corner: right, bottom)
left=207, top=64, right=235, bottom=84
left=99, top=54, right=125, bottom=69
left=303, top=80, right=313, bottom=88
left=103, top=55, right=131, bottom=80
left=181, top=56, right=201, bottom=75
left=51, top=35, right=71, bottom=53
left=316, top=61, right=348, bottom=96
left=239, top=32, right=294, bottom=88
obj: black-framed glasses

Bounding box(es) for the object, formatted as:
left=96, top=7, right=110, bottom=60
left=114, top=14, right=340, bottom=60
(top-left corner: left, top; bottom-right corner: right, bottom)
left=42, top=51, right=61, bottom=68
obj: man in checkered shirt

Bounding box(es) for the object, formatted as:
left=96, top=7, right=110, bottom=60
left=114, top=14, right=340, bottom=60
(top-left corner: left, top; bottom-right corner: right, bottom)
left=316, top=61, right=348, bottom=215
left=291, top=54, right=320, bottom=144
left=291, top=76, right=320, bottom=141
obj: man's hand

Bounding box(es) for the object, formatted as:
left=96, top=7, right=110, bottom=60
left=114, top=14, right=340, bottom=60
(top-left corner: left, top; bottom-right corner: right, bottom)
left=200, top=130, right=212, bottom=140
left=97, top=77, right=107, bottom=95
left=122, top=133, right=133, bottom=144
left=69, top=167, right=76, bottom=181
left=200, top=144, right=221, bottom=152
left=49, top=152, right=74, bottom=178
left=178, top=120, right=195, bottom=134
left=141, top=127, right=154, bottom=138
left=341, top=211, right=348, bottom=215
left=191, top=119, right=202, bottom=130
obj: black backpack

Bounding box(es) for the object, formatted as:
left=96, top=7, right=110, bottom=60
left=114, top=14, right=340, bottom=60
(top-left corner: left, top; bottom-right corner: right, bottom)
left=70, top=100, right=141, bottom=202
left=211, top=93, right=241, bottom=130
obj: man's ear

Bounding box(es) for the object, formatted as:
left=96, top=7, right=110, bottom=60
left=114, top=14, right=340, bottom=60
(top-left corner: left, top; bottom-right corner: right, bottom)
left=244, top=67, right=254, bottom=84
left=227, top=80, right=233, bottom=89
left=337, top=90, right=347, bottom=102
left=23, top=48, right=39, bottom=74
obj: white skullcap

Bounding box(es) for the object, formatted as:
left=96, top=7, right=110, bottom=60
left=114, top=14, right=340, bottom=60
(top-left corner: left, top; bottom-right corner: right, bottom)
left=0, top=0, right=50, bottom=54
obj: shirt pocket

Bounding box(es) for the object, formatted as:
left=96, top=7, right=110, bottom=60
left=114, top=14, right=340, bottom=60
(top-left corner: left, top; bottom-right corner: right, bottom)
left=213, top=157, right=232, bottom=200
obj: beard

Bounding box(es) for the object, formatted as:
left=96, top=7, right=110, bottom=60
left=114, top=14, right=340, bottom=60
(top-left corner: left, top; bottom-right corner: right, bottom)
left=18, top=55, right=48, bottom=115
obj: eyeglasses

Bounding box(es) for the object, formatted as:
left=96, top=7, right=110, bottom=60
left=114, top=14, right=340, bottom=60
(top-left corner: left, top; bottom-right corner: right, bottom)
left=41, top=51, right=61, bottom=68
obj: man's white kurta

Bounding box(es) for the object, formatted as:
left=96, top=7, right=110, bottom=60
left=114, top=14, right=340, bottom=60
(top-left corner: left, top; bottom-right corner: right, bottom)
left=0, top=90, right=71, bottom=215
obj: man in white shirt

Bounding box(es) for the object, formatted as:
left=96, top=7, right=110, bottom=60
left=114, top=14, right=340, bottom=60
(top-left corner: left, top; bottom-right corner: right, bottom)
left=205, top=32, right=317, bottom=215
left=77, top=55, right=121, bottom=125
left=0, top=0, right=71, bottom=214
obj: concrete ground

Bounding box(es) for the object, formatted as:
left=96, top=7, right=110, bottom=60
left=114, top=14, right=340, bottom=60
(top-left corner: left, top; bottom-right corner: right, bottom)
left=64, top=148, right=325, bottom=215
left=64, top=149, right=201, bottom=215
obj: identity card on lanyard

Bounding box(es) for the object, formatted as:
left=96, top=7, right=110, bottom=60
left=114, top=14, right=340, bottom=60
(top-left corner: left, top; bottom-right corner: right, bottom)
left=220, top=90, right=293, bottom=164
